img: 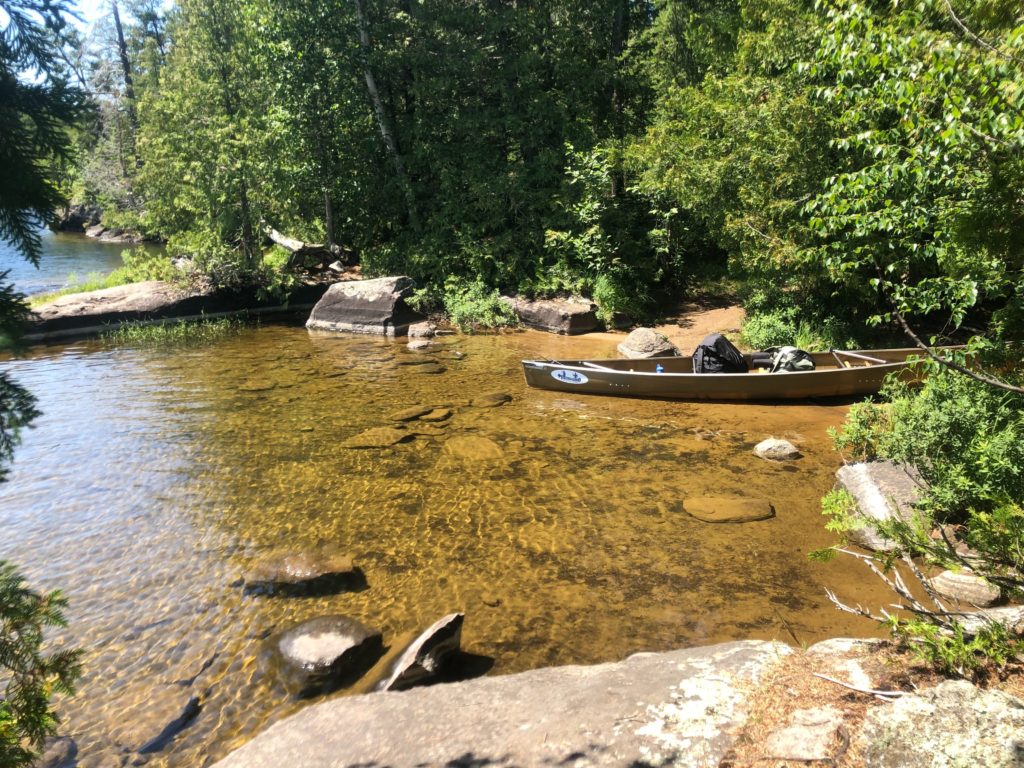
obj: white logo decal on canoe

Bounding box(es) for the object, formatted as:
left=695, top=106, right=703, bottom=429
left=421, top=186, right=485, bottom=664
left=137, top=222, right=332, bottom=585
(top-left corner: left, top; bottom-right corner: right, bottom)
left=551, top=369, right=588, bottom=385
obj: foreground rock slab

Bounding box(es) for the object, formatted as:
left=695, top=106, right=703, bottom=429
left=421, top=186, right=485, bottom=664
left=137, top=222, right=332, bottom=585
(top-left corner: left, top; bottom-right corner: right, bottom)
left=856, top=680, right=1024, bottom=767
left=500, top=295, right=600, bottom=334
left=306, top=275, right=423, bottom=336
left=617, top=327, right=681, bottom=359
left=835, top=461, right=923, bottom=551
left=213, top=640, right=790, bottom=768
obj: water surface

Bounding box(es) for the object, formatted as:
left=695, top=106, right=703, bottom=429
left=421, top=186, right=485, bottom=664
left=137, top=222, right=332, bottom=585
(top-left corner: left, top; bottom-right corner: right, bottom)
left=0, top=229, right=155, bottom=296
left=0, top=325, right=892, bottom=767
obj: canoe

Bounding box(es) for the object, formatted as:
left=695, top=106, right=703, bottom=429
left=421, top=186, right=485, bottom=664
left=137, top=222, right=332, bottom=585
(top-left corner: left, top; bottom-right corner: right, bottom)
left=521, top=348, right=928, bottom=401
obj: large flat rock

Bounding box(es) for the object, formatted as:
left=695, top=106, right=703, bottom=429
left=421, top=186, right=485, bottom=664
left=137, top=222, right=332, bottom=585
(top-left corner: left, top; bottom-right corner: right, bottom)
left=500, top=296, right=600, bottom=334
left=213, top=640, right=790, bottom=768
left=306, top=276, right=423, bottom=336
left=27, top=280, right=328, bottom=341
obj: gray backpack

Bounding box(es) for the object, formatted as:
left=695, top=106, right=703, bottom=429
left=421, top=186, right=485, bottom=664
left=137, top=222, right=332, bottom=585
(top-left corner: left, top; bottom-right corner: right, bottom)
left=767, top=346, right=815, bottom=372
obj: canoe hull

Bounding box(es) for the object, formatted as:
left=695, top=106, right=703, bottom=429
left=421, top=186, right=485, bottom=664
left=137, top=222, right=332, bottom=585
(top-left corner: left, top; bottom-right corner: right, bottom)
left=521, top=349, right=925, bottom=401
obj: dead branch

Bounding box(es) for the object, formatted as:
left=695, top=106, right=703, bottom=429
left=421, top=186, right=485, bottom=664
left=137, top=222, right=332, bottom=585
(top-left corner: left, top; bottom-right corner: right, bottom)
left=812, top=672, right=905, bottom=700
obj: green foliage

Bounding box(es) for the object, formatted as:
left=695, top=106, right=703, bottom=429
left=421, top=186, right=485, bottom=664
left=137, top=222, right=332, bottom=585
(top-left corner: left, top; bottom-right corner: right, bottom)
left=441, top=278, right=518, bottom=333
left=805, top=0, right=1024, bottom=341
left=887, top=616, right=1018, bottom=678
left=825, top=363, right=1024, bottom=674
left=104, top=316, right=251, bottom=346
left=0, top=561, right=82, bottom=767
left=832, top=363, right=1024, bottom=520
left=0, top=0, right=89, bottom=264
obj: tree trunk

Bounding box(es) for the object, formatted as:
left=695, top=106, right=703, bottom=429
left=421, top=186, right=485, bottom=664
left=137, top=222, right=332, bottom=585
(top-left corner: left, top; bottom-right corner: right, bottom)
left=112, top=0, right=139, bottom=164
left=324, top=188, right=336, bottom=250
left=352, top=0, right=420, bottom=232
left=608, top=0, right=628, bottom=198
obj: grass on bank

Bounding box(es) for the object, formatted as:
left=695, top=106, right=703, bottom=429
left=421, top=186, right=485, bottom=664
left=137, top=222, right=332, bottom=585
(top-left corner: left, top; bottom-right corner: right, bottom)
left=103, top=316, right=252, bottom=346
left=29, top=247, right=178, bottom=308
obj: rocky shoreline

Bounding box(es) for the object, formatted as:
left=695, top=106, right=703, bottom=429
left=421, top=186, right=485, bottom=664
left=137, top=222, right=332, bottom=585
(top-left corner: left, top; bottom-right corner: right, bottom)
left=208, top=637, right=1024, bottom=768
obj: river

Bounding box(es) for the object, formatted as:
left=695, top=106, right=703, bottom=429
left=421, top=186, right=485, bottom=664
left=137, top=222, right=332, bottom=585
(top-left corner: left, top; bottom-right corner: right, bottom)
left=0, top=229, right=141, bottom=296
left=0, top=235, right=891, bottom=767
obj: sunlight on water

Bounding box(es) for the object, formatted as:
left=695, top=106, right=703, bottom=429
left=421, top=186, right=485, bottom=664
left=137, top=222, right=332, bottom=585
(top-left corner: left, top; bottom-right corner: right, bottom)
left=0, top=325, right=893, bottom=767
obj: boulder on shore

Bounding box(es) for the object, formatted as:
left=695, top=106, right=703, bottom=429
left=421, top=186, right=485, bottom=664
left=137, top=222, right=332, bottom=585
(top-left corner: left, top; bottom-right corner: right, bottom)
left=616, top=327, right=681, bottom=359
left=373, top=613, right=464, bottom=692
left=499, top=296, right=600, bottom=335
left=306, top=276, right=423, bottom=337
left=49, top=203, right=101, bottom=232
left=927, top=569, right=1001, bottom=607
left=26, top=280, right=329, bottom=342
left=856, top=680, right=1024, bottom=767
left=273, top=615, right=384, bottom=697
left=835, top=461, right=923, bottom=551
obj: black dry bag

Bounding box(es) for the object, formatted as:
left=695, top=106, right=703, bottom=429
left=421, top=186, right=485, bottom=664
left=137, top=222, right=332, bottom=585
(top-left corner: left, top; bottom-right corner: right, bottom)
left=692, top=333, right=749, bottom=374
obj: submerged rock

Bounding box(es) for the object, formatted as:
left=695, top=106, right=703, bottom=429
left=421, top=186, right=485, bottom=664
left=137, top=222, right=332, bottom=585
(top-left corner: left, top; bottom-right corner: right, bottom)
left=373, top=613, right=464, bottom=692
left=419, top=407, right=452, bottom=422
left=835, top=461, right=923, bottom=551
left=443, top=435, right=503, bottom=461
left=388, top=405, right=434, bottom=422
left=244, top=549, right=363, bottom=596
left=471, top=391, right=512, bottom=408
left=38, top=736, right=77, bottom=768
left=306, top=276, right=423, bottom=337
left=928, top=569, right=1001, bottom=607
left=111, top=683, right=203, bottom=754
left=753, top=438, right=800, bottom=461
left=684, top=497, right=775, bottom=524
left=342, top=426, right=412, bottom=448
left=406, top=339, right=439, bottom=352
left=274, top=615, right=384, bottom=697
left=616, top=327, right=681, bottom=359
left=499, top=296, right=599, bottom=334
left=856, top=680, right=1024, bottom=767
left=412, top=362, right=446, bottom=375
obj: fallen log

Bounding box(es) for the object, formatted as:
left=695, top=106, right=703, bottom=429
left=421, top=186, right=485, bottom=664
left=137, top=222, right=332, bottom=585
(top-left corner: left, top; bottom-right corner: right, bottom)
left=264, top=224, right=346, bottom=267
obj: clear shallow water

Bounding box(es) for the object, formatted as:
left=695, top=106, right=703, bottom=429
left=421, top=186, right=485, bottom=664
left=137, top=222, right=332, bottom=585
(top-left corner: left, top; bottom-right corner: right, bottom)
left=0, top=229, right=158, bottom=295
left=0, top=325, right=894, bottom=767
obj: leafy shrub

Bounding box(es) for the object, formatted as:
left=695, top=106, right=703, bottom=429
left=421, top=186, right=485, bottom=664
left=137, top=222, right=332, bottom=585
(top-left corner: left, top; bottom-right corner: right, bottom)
left=741, top=308, right=798, bottom=348
left=831, top=364, right=1024, bottom=520
left=0, top=562, right=82, bottom=767
left=442, top=278, right=517, bottom=332
left=888, top=616, right=1018, bottom=678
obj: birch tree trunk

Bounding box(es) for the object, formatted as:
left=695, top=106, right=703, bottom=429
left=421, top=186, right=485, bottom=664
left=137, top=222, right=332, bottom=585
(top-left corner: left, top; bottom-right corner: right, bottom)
left=352, top=0, right=420, bottom=232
